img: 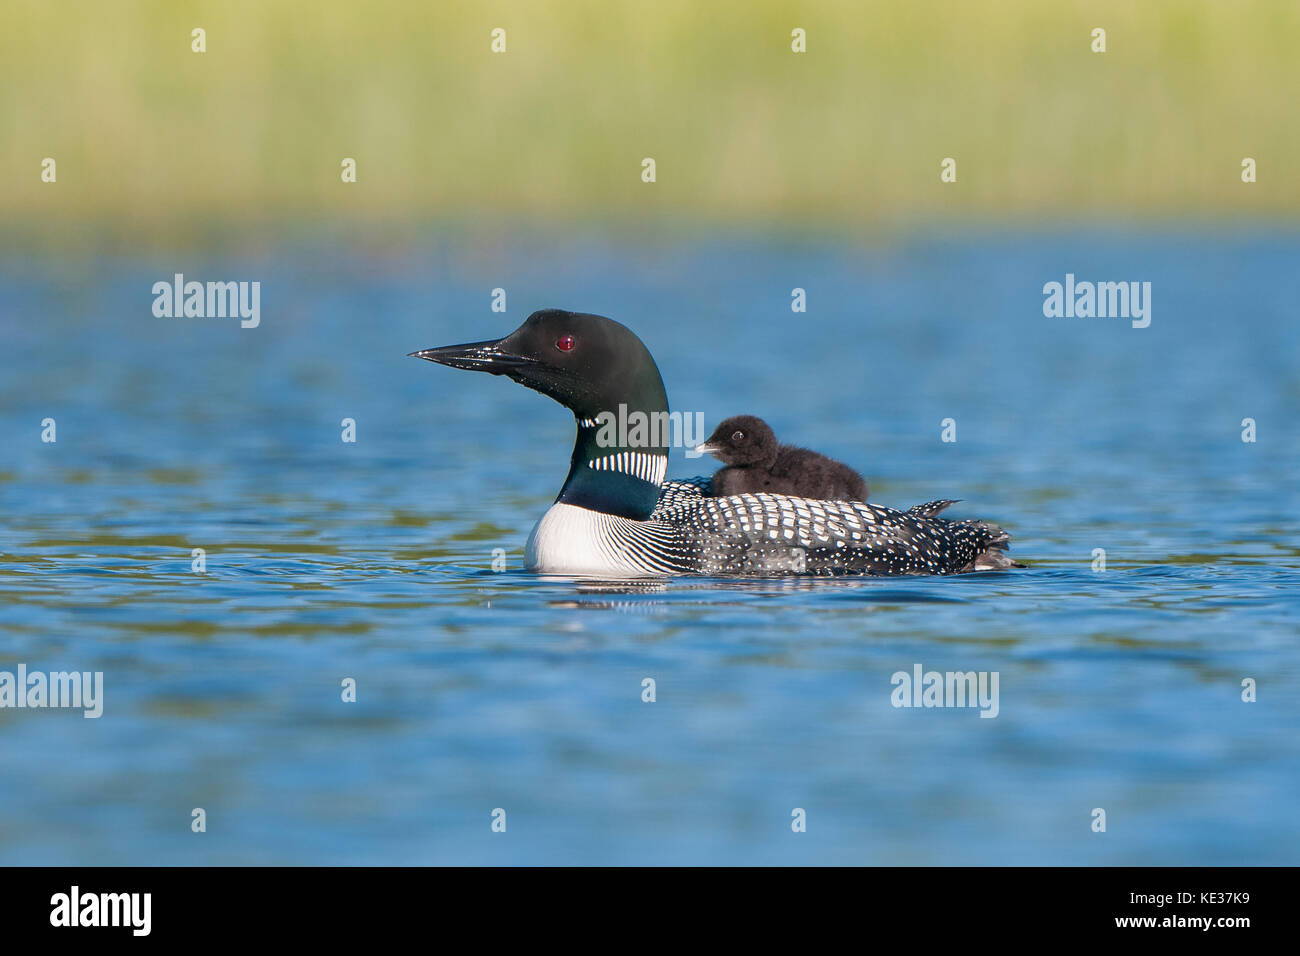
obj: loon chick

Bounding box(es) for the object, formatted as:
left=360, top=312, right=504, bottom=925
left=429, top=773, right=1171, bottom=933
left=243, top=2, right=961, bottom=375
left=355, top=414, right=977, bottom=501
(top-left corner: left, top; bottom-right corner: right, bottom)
left=698, top=415, right=868, bottom=502
left=410, top=309, right=1018, bottom=577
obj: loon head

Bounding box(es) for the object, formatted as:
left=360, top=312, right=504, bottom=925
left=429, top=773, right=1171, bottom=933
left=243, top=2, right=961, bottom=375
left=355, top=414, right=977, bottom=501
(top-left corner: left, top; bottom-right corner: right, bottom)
left=696, top=415, right=779, bottom=469
left=412, top=309, right=670, bottom=520
left=411, top=309, right=667, bottom=420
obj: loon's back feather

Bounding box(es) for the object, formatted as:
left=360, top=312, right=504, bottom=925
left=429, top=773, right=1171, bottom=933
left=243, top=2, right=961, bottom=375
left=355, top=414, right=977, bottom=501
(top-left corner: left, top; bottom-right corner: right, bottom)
left=651, top=476, right=715, bottom=511
left=905, top=498, right=960, bottom=518
left=647, top=478, right=1015, bottom=576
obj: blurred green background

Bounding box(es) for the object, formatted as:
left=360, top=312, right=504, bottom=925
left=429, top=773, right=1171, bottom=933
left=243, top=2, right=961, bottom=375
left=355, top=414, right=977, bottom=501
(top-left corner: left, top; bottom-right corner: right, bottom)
left=3, top=0, right=1298, bottom=247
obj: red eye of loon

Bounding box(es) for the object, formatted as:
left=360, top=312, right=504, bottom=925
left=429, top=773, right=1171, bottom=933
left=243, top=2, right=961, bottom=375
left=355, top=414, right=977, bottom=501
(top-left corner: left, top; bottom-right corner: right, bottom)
left=556, top=335, right=575, bottom=352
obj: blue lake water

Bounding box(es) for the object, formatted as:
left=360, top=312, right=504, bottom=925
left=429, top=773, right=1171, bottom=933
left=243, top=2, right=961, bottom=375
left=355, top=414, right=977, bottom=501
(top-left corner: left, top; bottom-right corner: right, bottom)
left=0, top=228, right=1297, bottom=864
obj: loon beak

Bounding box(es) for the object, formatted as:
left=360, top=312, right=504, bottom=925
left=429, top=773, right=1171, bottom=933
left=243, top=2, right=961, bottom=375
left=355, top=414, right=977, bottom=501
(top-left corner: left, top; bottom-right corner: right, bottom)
left=692, top=442, right=719, bottom=456
left=408, top=338, right=539, bottom=375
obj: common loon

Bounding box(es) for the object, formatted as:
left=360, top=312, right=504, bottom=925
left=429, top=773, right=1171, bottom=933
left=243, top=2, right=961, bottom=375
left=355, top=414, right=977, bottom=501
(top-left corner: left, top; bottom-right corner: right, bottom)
left=698, top=414, right=869, bottom=502
left=411, top=309, right=1018, bottom=577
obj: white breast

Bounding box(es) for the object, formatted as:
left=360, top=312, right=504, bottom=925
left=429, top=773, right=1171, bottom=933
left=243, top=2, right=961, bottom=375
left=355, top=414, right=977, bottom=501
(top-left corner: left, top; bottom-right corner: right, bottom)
left=525, top=503, right=666, bottom=577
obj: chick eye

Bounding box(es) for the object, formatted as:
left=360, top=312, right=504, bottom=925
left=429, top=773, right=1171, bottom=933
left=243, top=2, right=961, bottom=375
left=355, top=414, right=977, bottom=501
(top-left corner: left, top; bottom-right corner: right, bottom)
left=555, top=335, right=575, bottom=352
left=731, top=430, right=744, bottom=442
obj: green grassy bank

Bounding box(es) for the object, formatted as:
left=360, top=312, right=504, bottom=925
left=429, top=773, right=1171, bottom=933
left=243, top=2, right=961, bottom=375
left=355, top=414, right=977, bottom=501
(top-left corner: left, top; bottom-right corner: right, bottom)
left=3, top=0, right=1297, bottom=241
